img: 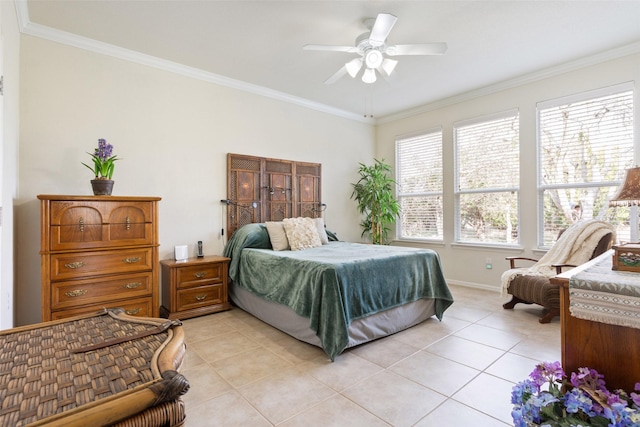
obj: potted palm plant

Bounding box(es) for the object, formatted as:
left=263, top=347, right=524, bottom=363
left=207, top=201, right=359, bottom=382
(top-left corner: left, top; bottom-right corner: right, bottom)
left=350, top=159, right=401, bottom=245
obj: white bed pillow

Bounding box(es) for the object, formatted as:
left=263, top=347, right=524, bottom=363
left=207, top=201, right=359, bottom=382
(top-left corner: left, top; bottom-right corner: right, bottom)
left=282, top=217, right=322, bottom=250
left=265, top=221, right=290, bottom=251
left=314, top=217, right=329, bottom=245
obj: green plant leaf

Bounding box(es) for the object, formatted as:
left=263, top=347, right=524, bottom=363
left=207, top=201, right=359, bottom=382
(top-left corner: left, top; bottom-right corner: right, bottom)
left=350, top=158, right=401, bottom=244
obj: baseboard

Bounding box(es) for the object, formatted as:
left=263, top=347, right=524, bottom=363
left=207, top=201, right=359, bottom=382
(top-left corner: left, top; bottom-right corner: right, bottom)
left=445, top=279, right=501, bottom=293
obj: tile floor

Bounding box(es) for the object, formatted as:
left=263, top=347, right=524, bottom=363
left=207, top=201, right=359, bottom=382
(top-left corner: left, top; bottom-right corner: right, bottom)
left=179, top=284, right=561, bottom=426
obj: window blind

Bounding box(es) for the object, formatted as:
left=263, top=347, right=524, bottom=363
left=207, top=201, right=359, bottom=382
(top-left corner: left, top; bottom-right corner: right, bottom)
left=455, top=112, right=520, bottom=191
left=537, top=85, right=634, bottom=245
left=397, top=131, right=442, bottom=195
left=454, top=111, right=520, bottom=244
left=539, top=89, right=634, bottom=186
left=396, top=130, right=443, bottom=240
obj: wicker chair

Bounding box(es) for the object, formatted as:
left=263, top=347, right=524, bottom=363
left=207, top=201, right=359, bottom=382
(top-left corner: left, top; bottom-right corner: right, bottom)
left=502, top=231, right=613, bottom=323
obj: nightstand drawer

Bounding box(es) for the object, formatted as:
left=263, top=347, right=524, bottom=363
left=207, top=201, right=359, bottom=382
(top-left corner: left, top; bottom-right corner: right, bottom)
left=176, top=264, right=224, bottom=288
left=50, top=248, right=153, bottom=281
left=50, top=297, right=153, bottom=320
left=176, top=284, right=224, bottom=312
left=51, top=272, right=153, bottom=310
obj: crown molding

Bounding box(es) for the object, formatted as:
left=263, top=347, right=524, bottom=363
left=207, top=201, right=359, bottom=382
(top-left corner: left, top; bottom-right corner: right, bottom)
left=15, top=0, right=638, bottom=127
left=376, top=40, right=640, bottom=124
left=14, top=0, right=373, bottom=124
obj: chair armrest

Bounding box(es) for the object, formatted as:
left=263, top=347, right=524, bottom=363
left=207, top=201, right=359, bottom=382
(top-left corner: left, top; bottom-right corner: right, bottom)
left=505, top=256, right=539, bottom=269
left=552, top=263, right=577, bottom=274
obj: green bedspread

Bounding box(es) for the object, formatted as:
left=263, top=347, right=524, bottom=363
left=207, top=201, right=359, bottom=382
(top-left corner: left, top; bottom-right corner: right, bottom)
left=224, top=223, right=453, bottom=360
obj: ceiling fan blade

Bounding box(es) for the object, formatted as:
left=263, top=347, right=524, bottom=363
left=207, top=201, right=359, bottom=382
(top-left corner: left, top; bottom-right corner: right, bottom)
left=369, top=13, right=397, bottom=46
left=324, top=66, right=348, bottom=84
left=375, top=67, right=392, bottom=83
left=303, top=44, right=358, bottom=53
left=386, top=43, right=448, bottom=56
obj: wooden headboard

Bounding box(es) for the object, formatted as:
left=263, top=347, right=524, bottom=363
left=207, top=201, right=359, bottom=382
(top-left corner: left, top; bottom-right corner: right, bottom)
left=226, top=153, right=322, bottom=237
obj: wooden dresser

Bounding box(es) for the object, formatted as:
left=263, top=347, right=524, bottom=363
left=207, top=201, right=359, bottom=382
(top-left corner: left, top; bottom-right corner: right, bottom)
left=550, top=250, right=640, bottom=392
left=160, top=256, right=231, bottom=320
left=38, top=195, right=161, bottom=321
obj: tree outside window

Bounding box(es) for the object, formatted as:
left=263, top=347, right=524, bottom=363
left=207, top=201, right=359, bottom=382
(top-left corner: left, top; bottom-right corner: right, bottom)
left=538, top=85, right=634, bottom=246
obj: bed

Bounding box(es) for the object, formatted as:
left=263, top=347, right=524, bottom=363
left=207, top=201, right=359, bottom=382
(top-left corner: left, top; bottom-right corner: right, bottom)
left=223, top=221, right=454, bottom=360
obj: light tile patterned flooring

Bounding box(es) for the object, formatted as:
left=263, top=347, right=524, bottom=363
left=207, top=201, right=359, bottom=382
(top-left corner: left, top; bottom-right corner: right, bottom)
left=180, top=284, right=560, bottom=426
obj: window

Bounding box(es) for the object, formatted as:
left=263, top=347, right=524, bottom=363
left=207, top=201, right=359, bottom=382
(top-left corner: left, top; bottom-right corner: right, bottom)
left=538, top=84, right=634, bottom=246
left=396, top=130, right=443, bottom=240
left=454, top=110, right=520, bottom=244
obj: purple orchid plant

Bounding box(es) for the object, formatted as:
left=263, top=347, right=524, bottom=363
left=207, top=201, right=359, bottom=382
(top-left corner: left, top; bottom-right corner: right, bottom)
left=511, top=361, right=640, bottom=426
left=82, top=138, right=119, bottom=180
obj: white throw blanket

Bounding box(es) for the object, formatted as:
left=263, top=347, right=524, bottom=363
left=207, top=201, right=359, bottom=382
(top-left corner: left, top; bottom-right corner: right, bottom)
left=501, top=220, right=615, bottom=296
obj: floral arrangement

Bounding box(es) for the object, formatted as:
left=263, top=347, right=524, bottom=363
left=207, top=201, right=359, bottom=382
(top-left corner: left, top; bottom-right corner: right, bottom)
left=82, top=138, right=119, bottom=180
left=511, top=361, right=640, bottom=427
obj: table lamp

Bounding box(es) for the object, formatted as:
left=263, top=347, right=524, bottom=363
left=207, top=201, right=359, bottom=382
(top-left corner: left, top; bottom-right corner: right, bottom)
left=610, top=166, right=640, bottom=207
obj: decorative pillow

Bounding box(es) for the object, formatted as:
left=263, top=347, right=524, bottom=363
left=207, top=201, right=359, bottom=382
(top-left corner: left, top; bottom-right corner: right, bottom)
left=314, top=217, right=329, bottom=245
left=265, top=221, right=290, bottom=251
left=282, top=217, right=322, bottom=250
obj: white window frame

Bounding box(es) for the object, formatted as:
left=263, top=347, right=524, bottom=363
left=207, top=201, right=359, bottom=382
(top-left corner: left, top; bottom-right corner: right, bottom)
left=395, top=128, right=444, bottom=242
left=536, top=82, right=635, bottom=247
left=454, top=109, right=520, bottom=246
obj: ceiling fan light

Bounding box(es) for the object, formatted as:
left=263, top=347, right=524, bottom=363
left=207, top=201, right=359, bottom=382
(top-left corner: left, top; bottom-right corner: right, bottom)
left=345, top=58, right=363, bottom=78
left=364, top=49, right=384, bottom=69
left=381, top=58, right=398, bottom=76
left=362, top=68, right=377, bottom=84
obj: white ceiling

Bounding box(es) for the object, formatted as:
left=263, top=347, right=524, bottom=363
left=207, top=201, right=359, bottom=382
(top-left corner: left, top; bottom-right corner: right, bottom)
left=22, top=0, right=640, bottom=121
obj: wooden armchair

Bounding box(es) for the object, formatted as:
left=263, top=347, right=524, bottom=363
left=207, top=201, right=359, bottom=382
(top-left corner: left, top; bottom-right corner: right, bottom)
left=502, top=231, right=613, bottom=323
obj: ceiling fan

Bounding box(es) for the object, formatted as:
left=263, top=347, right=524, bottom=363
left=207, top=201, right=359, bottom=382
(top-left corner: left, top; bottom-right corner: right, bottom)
left=304, top=13, right=447, bottom=84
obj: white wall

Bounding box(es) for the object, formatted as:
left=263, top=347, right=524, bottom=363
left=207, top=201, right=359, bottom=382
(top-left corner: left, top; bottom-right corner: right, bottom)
left=376, top=53, right=640, bottom=292
left=1, top=1, right=20, bottom=329
left=16, top=35, right=373, bottom=325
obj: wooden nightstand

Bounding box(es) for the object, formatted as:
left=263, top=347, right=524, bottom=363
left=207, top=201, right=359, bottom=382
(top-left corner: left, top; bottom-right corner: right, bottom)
left=160, top=255, right=231, bottom=320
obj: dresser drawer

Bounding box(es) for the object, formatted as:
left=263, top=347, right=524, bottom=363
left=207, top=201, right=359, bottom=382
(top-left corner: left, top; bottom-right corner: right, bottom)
left=176, top=264, right=224, bottom=289
left=50, top=200, right=154, bottom=225
left=50, top=248, right=153, bottom=281
left=176, top=284, right=224, bottom=312
left=50, top=223, right=154, bottom=251
left=51, top=272, right=153, bottom=310
left=48, top=201, right=155, bottom=251
left=50, top=297, right=153, bottom=320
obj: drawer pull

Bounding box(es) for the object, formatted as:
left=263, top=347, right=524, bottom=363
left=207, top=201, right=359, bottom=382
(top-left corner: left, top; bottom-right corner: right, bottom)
left=125, top=308, right=141, bottom=315
left=64, top=261, right=85, bottom=269
left=123, top=257, right=142, bottom=264
left=124, top=282, right=142, bottom=289
left=193, top=272, right=207, bottom=279
left=195, top=294, right=207, bottom=301
left=65, top=289, right=87, bottom=297
left=79, top=217, right=84, bottom=232
left=125, top=216, right=131, bottom=230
